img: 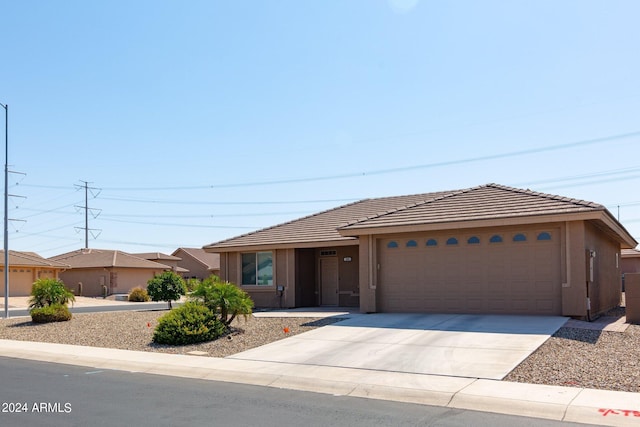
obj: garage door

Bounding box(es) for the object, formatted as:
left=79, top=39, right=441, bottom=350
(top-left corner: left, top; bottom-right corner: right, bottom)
left=0, top=268, right=35, bottom=297
left=377, top=229, right=562, bottom=315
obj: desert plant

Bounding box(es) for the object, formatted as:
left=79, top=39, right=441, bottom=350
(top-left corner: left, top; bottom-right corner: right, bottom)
left=128, top=287, right=150, bottom=302
left=152, top=302, right=226, bottom=345
left=147, top=271, right=187, bottom=309
left=30, top=303, right=72, bottom=323
left=190, top=275, right=254, bottom=326
left=28, top=278, right=76, bottom=309
left=185, top=278, right=200, bottom=293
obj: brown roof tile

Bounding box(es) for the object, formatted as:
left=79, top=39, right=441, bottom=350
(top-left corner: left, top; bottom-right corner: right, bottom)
left=205, top=183, right=636, bottom=251
left=49, top=249, right=171, bottom=269
left=0, top=250, right=70, bottom=268
left=339, top=184, right=605, bottom=230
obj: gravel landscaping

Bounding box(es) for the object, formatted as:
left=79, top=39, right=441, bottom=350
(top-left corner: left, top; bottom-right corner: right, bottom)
left=0, top=307, right=638, bottom=393
left=0, top=310, right=342, bottom=358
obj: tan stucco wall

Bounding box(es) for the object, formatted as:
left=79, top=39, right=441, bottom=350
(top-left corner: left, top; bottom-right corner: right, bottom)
left=175, top=250, right=219, bottom=280
left=585, top=221, right=622, bottom=316
left=625, top=273, right=640, bottom=323
left=621, top=258, right=640, bottom=275
left=562, top=221, right=588, bottom=316
left=59, top=268, right=165, bottom=296
left=358, top=235, right=377, bottom=313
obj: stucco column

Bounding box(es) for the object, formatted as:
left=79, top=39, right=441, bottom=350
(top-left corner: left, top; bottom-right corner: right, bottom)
left=358, top=235, right=377, bottom=313
left=562, top=221, right=588, bottom=317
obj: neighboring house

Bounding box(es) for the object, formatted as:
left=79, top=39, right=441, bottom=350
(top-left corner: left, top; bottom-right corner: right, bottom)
left=621, top=248, right=640, bottom=290
left=49, top=249, right=172, bottom=296
left=133, top=252, right=189, bottom=275
left=0, top=250, right=70, bottom=297
left=172, top=247, right=220, bottom=280
left=204, top=184, right=637, bottom=319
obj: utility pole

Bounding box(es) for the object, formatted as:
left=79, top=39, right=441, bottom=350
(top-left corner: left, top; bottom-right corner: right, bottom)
left=75, top=181, right=102, bottom=248
left=1, top=102, right=7, bottom=319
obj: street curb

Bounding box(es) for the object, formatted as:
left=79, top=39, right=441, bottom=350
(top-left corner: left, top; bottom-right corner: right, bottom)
left=0, top=339, right=638, bottom=426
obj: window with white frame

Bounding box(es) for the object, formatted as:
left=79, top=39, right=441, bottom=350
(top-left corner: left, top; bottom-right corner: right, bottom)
left=241, top=252, right=273, bottom=285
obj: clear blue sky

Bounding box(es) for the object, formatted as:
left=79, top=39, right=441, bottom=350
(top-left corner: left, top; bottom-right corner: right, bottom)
left=1, top=0, right=639, bottom=258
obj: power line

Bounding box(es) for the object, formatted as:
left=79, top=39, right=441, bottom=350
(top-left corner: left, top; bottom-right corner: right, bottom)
left=18, top=130, right=640, bottom=192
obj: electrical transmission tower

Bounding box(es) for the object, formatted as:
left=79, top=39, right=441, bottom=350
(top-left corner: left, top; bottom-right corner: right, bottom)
left=74, top=180, right=102, bottom=248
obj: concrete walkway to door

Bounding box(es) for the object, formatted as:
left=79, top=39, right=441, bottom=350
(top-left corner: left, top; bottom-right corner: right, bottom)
left=231, top=313, right=568, bottom=380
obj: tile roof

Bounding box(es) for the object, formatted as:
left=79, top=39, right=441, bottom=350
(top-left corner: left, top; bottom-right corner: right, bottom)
left=339, top=183, right=605, bottom=231
left=173, top=247, right=220, bottom=269
left=133, top=252, right=182, bottom=261
left=205, top=184, right=629, bottom=250
left=49, top=249, right=171, bottom=269
left=0, top=250, right=70, bottom=268
left=622, top=248, right=640, bottom=258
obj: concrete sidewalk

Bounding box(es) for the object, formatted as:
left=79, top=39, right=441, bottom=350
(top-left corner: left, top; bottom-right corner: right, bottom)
left=0, top=339, right=637, bottom=426
left=0, top=302, right=638, bottom=426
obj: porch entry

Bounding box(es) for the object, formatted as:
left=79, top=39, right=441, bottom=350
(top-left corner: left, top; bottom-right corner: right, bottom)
left=320, top=256, right=338, bottom=306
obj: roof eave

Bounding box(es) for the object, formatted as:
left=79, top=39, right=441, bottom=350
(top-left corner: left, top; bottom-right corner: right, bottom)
left=204, top=237, right=359, bottom=253
left=338, top=211, right=638, bottom=248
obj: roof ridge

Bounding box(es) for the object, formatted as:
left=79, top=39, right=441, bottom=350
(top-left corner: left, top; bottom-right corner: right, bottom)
left=339, top=185, right=482, bottom=228
left=486, top=183, right=604, bottom=209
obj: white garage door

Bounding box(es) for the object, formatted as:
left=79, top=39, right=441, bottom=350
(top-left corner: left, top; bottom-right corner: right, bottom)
left=377, top=229, right=562, bottom=315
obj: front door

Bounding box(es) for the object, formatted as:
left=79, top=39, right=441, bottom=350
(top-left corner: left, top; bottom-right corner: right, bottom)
left=320, top=257, right=338, bottom=306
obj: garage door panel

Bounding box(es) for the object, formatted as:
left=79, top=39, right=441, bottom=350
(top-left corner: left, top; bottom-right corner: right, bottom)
left=378, top=230, right=561, bottom=315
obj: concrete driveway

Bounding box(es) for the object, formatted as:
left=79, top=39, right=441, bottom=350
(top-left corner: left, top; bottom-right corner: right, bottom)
left=229, top=313, right=567, bottom=380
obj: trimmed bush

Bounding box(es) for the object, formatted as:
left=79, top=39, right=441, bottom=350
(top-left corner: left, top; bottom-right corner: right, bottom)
left=30, top=304, right=72, bottom=323
left=147, top=271, right=187, bottom=309
left=152, top=302, right=226, bottom=345
left=128, top=287, right=150, bottom=302
left=29, top=278, right=75, bottom=309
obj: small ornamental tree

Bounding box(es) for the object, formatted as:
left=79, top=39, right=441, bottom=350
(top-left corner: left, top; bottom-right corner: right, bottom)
left=147, top=271, right=187, bottom=309
left=29, top=278, right=76, bottom=309
left=28, top=278, right=75, bottom=323
left=190, top=275, right=254, bottom=327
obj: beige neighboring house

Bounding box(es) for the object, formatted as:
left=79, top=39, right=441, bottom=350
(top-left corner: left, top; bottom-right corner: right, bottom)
left=204, top=184, right=637, bottom=319
left=172, top=247, right=220, bottom=280
left=621, top=248, right=640, bottom=290
left=133, top=252, right=188, bottom=275
left=49, top=249, right=172, bottom=297
left=0, top=250, right=70, bottom=297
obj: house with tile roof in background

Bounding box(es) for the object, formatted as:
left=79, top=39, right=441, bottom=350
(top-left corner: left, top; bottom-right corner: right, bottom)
left=133, top=252, right=189, bottom=275
left=0, top=250, right=70, bottom=296
left=49, top=249, right=172, bottom=297
left=172, top=247, right=220, bottom=281
left=204, top=184, right=637, bottom=320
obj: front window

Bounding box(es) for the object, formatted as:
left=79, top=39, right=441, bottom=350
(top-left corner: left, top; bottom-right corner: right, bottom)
left=242, top=252, right=273, bottom=285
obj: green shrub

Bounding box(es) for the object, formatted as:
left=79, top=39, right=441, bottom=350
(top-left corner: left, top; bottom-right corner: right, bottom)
left=128, top=287, right=150, bottom=302
left=190, top=275, right=253, bottom=326
left=152, top=302, right=226, bottom=345
left=185, top=278, right=200, bottom=293
left=29, top=278, right=76, bottom=309
left=147, top=271, right=187, bottom=308
left=30, top=304, right=72, bottom=323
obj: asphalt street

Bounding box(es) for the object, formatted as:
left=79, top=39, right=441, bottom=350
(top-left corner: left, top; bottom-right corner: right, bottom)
left=5, top=301, right=181, bottom=318
left=0, top=356, right=585, bottom=427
